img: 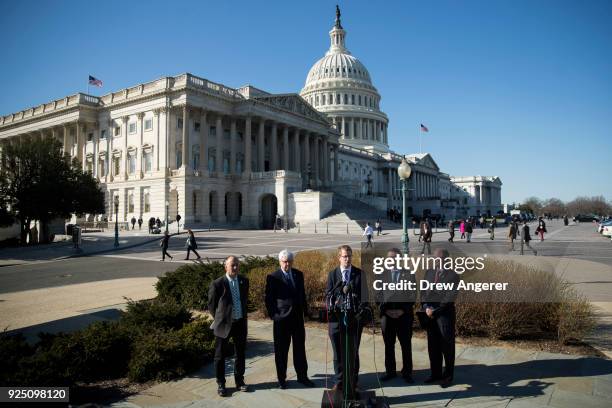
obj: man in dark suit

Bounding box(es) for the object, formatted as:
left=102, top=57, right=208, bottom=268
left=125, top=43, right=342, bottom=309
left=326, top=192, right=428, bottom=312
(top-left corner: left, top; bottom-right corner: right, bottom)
left=421, top=248, right=460, bottom=387
left=326, top=244, right=369, bottom=392
left=377, top=248, right=416, bottom=383
left=208, top=256, right=250, bottom=397
left=265, top=249, right=315, bottom=389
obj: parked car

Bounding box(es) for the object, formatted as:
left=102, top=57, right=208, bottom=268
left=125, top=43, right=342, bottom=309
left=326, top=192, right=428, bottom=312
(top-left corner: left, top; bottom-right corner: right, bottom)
left=574, top=215, right=599, bottom=223
left=597, top=220, right=612, bottom=233
left=602, top=225, right=612, bottom=237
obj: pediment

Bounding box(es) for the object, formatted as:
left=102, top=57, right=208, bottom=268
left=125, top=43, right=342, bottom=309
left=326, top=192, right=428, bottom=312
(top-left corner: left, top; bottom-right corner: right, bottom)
left=253, top=94, right=330, bottom=125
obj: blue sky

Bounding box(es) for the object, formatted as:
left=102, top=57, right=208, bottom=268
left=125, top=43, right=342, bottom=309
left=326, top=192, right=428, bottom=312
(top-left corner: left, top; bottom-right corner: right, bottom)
left=1, top=0, right=610, bottom=203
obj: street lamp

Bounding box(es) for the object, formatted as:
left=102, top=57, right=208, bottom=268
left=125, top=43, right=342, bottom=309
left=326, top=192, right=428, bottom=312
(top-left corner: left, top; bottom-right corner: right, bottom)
left=113, top=196, right=119, bottom=248
left=165, top=200, right=169, bottom=233
left=397, top=159, right=412, bottom=255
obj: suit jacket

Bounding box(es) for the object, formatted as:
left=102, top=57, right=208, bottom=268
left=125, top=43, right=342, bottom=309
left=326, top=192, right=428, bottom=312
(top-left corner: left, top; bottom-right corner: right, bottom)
left=265, top=268, right=308, bottom=321
left=376, top=269, right=416, bottom=316
left=420, top=268, right=459, bottom=318
left=325, top=265, right=368, bottom=323
left=208, top=274, right=249, bottom=338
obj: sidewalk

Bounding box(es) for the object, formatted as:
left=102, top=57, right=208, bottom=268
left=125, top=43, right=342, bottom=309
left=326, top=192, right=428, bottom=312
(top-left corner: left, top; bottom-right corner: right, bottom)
left=112, top=320, right=612, bottom=408
left=0, top=229, right=176, bottom=266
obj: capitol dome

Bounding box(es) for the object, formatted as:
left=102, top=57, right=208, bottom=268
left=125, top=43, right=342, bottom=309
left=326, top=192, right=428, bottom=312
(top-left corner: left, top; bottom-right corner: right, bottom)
left=300, top=6, right=389, bottom=153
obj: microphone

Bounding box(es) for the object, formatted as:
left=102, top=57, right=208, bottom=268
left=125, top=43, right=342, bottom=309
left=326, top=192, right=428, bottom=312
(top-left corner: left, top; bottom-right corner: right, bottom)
left=342, top=282, right=352, bottom=295
left=326, top=278, right=343, bottom=296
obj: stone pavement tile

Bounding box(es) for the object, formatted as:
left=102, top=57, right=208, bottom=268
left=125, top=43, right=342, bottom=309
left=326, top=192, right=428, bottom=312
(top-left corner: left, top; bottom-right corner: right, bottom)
left=548, top=389, right=610, bottom=408
left=593, top=378, right=612, bottom=399
left=456, top=346, right=508, bottom=363
left=505, top=397, right=552, bottom=408
left=548, top=377, right=593, bottom=394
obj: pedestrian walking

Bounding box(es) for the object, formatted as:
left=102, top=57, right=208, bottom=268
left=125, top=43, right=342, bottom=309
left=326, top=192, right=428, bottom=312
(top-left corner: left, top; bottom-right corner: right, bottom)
left=363, top=222, right=374, bottom=248
left=508, top=222, right=518, bottom=251
left=419, top=220, right=426, bottom=242
left=148, top=217, right=155, bottom=234
left=447, top=220, right=455, bottom=242
left=536, top=217, right=547, bottom=241
left=421, top=222, right=432, bottom=255
left=489, top=217, right=497, bottom=240
left=156, top=218, right=161, bottom=229
left=375, top=219, right=382, bottom=236
left=185, top=229, right=201, bottom=260
left=138, top=216, right=143, bottom=230
left=521, top=222, right=537, bottom=256
left=465, top=220, right=473, bottom=243
left=459, top=220, right=466, bottom=240
left=563, top=215, right=569, bottom=226
left=131, top=216, right=136, bottom=230
left=160, top=230, right=173, bottom=261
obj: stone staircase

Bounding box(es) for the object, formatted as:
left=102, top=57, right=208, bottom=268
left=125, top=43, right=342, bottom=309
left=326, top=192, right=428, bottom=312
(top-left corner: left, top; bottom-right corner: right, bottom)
left=290, top=192, right=395, bottom=234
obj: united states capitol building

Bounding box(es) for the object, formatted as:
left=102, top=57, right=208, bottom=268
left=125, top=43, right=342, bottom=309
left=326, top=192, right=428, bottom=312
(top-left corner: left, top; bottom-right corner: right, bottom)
left=0, top=7, right=502, bottom=229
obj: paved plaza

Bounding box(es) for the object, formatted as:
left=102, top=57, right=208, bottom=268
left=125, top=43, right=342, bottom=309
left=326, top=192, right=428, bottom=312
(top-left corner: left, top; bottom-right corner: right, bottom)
left=0, top=221, right=611, bottom=407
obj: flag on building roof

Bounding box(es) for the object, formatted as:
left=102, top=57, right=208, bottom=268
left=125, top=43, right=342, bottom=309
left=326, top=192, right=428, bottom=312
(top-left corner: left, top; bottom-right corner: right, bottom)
left=420, top=123, right=429, bottom=132
left=88, top=75, right=103, bottom=87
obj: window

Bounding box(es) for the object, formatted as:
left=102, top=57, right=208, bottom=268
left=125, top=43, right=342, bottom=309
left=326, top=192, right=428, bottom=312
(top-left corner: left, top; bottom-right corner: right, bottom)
left=177, top=118, right=183, bottom=129
left=144, top=118, right=153, bottom=131
left=101, top=129, right=107, bottom=139
left=192, top=150, right=200, bottom=170
left=209, top=126, right=216, bottom=137
left=144, top=192, right=150, bottom=212
left=144, top=151, right=152, bottom=172
left=70, top=128, right=75, bottom=137
left=128, top=194, right=134, bottom=213
left=336, top=94, right=340, bottom=104
left=351, top=94, right=355, bottom=105
left=129, top=123, right=136, bottom=134
left=86, top=160, right=93, bottom=173
left=129, top=154, right=136, bottom=174
left=194, top=122, right=200, bottom=132
left=114, top=126, right=120, bottom=136
left=315, top=95, right=319, bottom=106
left=113, top=157, right=120, bottom=175
left=86, top=132, right=93, bottom=142
left=344, top=94, right=348, bottom=104
left=358, top=95, right=362, bottom=105
left=175, top=143, right=182, bottom=168
left=322, top=94, right=326, bottom=105
left=223, top=156, right=229, bottom=174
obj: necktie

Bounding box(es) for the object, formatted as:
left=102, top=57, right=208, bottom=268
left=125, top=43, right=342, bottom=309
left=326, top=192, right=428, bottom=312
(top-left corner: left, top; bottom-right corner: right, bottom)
left=393, top=270, right=400, bottom=283
left=434, top=270, right=440, bottom=284
left=342, top=269, right=348, bottom=284
left=285, top=271, right=294, bottom=288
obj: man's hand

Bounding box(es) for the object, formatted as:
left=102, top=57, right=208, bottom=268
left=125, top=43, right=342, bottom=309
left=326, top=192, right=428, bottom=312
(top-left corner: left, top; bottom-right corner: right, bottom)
left=425, top=307, right=434, bottom=318
left=385, top=309, right=404, bottom=318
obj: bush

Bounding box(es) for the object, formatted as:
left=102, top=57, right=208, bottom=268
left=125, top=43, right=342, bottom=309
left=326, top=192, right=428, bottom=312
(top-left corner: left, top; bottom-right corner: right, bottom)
left=156, top=257, right=277, bottom=311
left=0, top=333, right=33, bottom=386
left=454, top=259, right=595, bottom=344
left=121, top=298, right=192, bottom=332
left=127, top=317, right=215, bottom=382
left=247, top=266, right=272, bottom=315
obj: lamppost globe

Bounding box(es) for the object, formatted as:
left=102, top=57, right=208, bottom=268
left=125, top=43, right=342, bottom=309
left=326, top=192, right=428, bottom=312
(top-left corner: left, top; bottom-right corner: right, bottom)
left=397, top=158, right=412, bottom=180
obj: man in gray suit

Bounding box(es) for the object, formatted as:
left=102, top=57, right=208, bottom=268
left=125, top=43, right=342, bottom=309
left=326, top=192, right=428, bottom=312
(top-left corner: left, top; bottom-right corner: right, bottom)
left=208, top=256, right=250, bottom=397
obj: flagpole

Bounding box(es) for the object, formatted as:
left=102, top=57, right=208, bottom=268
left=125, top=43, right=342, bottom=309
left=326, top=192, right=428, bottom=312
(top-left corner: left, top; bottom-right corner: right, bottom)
left=419, top=126, right=422, bottom=154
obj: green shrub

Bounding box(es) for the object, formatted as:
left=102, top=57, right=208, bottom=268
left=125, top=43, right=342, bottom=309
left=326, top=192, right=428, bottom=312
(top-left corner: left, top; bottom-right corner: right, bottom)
left=121, top=298, right=192, bottom=332
left=127, top=317, right=215, bottom=382
left=156, top=257, right=277, bottom=310
left=0, top=333, right=33, bottom=386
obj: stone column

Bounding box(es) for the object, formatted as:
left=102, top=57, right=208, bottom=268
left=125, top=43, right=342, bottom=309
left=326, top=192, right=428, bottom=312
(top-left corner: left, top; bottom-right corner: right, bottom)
left=137, top=113, right=144, bottom=176
left=303, top=132, right=310, bottom=185
left=388, top=168, right=393, bottom=203
left=122, top=116, right=128, bottom=177
left=154, top=108, right=161, bottom=171
left=349, top=117, right=355, bottom=139
left=270, top=121, right=278, bottom=171
left=63, top=125, right=69, bottom=155
left=313, top=135, right=320, bottom=187
left=293, top=128, right=301, bottom=173
left=77, top=121, right=85, bottom=171
left=283, top=125, right=289, bottom=171
left=356, top=118, right=361, bottom=140
left=323, top=138, right=329, bottom=185
left=181, top=105, right=189, bottom=169
left=230, top=118, right=237, bottom=174
left=257, top=119, right=265, bottom=171
left=333, top=145, right=339, bottom=182
left=216, top=115, right=223, bottom=173
left=341, top=117, right=346, bottom=139
left=244, top=116, right=252, bottom=176
left=93, top=125, right=99, bottom=177
left=200, top=110, right=208, bottom=172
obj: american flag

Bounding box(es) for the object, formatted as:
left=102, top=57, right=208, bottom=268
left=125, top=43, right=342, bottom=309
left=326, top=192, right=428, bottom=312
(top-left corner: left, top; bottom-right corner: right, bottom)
left=88, top=75, right=103, bottom=87
left=420, top=123, right=429, bottom=132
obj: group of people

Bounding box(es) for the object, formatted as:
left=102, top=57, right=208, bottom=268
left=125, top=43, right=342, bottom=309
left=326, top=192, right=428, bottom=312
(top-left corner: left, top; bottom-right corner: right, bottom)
left=159, top=229, right=201, bottom=261
left=208, top=246, right=459, bottom=397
